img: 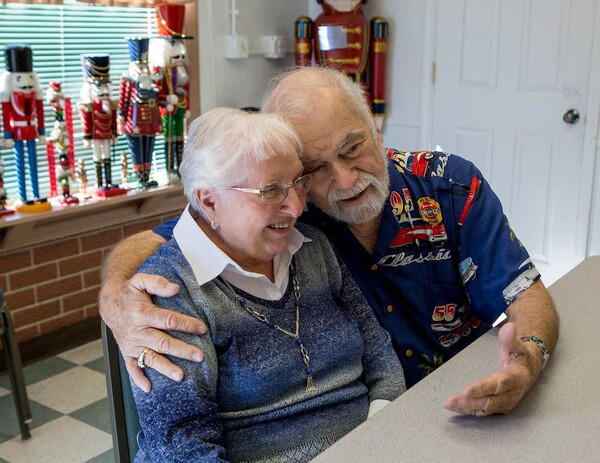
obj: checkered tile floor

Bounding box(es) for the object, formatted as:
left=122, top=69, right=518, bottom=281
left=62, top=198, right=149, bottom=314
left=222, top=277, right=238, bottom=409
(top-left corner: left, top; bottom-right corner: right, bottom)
left=0, top=339, right=114, bottom=462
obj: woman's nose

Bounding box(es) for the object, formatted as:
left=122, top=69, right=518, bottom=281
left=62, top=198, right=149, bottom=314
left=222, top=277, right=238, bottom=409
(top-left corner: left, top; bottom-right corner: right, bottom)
left=281, top=187, right=305, bottom=218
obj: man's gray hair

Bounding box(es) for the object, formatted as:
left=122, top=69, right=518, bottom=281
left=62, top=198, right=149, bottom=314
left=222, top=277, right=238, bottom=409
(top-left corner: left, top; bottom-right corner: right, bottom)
left=262, top=66, right=379, bottom=141
left=180, top=107, right=303, bottom=212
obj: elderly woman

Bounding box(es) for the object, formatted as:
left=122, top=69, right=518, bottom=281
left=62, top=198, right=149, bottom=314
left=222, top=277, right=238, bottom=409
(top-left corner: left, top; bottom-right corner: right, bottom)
left=131, top=108, right=405, bottom=463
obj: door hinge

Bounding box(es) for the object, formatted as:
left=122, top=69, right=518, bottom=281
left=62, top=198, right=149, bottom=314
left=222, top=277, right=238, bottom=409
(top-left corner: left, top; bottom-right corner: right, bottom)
left=432, top=62, right=437, bottom=85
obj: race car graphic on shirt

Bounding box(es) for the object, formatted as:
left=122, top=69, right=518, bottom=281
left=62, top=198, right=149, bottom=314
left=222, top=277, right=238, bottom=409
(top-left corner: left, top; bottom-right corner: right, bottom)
left=459, top=256, right=478, bottom=285
left=438, top=317, right=482, bottom=348
left=389, top=224, right=447, bottom=247
left=502, top=258, right=540, bottom=304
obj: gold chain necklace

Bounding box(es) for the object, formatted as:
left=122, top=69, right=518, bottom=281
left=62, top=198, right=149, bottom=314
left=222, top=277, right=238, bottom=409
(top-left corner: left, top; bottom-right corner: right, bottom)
left=221, top=265, right=316, bottom=394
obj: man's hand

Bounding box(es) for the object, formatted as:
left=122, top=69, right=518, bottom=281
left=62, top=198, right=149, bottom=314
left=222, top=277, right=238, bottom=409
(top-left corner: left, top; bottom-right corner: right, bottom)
left=99, top=273, right=207, bottom=393
left=443, top=322, right=543, bottom=416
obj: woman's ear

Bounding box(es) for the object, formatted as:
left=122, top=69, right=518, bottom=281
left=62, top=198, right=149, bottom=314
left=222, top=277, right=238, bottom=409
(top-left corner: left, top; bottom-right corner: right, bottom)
left=197, top=188, right=218, bottom=221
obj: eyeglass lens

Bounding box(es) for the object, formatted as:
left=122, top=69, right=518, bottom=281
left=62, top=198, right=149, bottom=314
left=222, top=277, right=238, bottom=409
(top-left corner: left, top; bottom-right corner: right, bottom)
left=261, top=176, right=312, bottom=204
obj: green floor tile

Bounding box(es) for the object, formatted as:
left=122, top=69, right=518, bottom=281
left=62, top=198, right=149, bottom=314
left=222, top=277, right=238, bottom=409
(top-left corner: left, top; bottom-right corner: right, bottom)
left=0, top=357, right=78, bottom=389
left=70, top=398, right=112, bottom=434
left=84, top=357, right=106, bottom=375
left=0, top=395, right=62, bottom=444
left=85, top=449, right=116, bottom=463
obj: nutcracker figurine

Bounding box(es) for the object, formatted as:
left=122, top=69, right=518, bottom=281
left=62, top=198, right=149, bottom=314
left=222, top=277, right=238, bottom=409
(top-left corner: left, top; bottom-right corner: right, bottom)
left=46, top=81, right=78, bottom=204
left=55, top=153, right=79, bottom=205
left=0, top=156, right=14, bottom=216
left=295, top=1, right=388, bottom=128
left=0, top=45, right=51, bottom=212
left=79, top=54, right=127, bottom=198
left=150, top=2, right=192, bottom=183
left=118, top=37, right=162, bottom=189
left=120, top=150, right=129, bottom=187
left=76, top=158, right=88, bottom=197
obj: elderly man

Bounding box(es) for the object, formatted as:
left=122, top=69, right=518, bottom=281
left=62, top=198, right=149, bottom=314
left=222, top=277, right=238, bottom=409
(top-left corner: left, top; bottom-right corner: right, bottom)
left=100, top=67, right=558, bottom=417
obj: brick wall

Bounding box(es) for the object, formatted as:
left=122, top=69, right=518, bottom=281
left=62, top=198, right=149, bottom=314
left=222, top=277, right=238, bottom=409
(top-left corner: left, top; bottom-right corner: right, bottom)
left=0, top=212, right=177, bottom=343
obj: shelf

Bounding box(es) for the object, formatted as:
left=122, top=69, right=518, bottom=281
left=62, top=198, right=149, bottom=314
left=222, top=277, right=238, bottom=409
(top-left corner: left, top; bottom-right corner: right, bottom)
left=0, top=186, right=186, bottom=253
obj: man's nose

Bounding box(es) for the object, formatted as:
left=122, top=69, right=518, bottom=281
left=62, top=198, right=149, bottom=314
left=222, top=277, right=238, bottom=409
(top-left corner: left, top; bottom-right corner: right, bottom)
left=330, top=162, right=359, bottom=190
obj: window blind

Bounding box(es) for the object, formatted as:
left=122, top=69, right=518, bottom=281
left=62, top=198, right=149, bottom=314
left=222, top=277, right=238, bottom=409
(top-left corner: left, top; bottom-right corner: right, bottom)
left=0, top=1, right=167, bottom=202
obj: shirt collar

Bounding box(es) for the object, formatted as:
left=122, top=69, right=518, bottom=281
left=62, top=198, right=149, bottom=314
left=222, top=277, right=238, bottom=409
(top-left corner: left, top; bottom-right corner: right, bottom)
left=173, top=204, right=309, bottom=292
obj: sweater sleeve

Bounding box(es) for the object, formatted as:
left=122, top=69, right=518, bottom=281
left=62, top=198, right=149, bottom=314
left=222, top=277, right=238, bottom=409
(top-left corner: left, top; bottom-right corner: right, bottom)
left=307, top=227, right=406, bottom=403
left=132, top=255, right=229, bottom=462
left=338, top=255, right=407, bottom=402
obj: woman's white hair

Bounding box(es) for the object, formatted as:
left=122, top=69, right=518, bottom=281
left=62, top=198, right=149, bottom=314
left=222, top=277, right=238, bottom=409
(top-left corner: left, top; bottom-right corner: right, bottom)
left=180, top=107, right=303, bottom=212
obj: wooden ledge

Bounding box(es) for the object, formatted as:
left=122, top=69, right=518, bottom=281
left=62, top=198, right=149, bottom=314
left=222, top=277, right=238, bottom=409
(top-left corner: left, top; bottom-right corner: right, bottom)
left=0, top=186, right=186, bottom=253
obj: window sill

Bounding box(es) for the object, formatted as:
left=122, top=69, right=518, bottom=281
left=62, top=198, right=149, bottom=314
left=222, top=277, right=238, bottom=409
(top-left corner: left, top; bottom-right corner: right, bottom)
left=0, top=186, right=186, bottom=253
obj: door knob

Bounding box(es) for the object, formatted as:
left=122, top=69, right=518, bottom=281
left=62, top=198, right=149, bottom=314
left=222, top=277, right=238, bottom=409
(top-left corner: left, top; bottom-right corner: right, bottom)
left=563, top=109, right=580, bottom=124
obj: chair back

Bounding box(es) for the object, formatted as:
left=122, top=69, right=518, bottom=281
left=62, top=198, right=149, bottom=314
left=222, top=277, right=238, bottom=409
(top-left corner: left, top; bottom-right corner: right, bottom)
left=101, top=322, right=141, bottom=463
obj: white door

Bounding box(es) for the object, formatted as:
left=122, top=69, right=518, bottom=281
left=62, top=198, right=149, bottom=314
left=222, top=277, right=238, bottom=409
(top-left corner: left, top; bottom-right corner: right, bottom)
left=432, top=0, right=598, bottom=284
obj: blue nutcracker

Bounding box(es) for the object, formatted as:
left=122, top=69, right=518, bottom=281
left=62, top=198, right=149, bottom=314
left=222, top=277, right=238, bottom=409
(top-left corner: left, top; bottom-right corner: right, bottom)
left=0, top=45, right=51, bottom=212
left=117, top=37, right=162, bottom=189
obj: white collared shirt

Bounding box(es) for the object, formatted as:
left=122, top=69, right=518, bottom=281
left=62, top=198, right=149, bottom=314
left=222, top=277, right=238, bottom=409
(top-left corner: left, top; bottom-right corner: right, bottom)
left=173, top=205, right=310, bottom=300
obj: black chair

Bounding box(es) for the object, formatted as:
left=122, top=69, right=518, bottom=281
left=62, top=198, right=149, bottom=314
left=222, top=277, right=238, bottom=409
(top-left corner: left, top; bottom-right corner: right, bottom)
left=0, top=289, right=32, bottom=440
left=101, top=322, right=141, bottom=463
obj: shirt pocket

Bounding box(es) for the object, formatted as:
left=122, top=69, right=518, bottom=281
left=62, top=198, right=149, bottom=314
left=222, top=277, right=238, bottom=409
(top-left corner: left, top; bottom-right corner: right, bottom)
left=423, top=282, right=481, bottom=349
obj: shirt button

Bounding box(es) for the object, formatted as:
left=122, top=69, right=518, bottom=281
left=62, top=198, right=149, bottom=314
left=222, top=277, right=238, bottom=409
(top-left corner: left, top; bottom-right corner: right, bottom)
left=371, top=264, right=378, bottom=271
left=405, top=349, right=413, bottom=357
left=386, top=305, right=393, bottom=313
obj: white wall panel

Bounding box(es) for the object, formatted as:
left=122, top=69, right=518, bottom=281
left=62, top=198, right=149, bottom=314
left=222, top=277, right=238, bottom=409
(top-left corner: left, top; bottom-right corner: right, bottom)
left=459, top=0, right=500, bottom=88
left=454, top=128, right=493, bottom=178
left=382, top=122, right=420, bottom=152
left=511, top=134, right=557, bottom=263
left=521, top=0, right=564, bottom=91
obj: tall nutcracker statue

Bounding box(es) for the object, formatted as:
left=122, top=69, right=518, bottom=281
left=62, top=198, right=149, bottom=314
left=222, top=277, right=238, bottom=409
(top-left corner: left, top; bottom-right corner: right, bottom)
left=0, top=155, right=14, bottom=216
left=118, top=37, right=162, bottom=189
left=79, top=54, right=126, bottom=198
left=295, top=1, right=389, bottom=128
left=46, top=81, right=79, bottom=205
left=150, top=2, right=192, bottom=184
left=0, top=44, right=51, bottom=213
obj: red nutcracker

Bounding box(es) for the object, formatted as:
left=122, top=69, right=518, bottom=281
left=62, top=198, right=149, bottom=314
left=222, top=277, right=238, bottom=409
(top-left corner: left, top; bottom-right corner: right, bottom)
left=46, top=81, right=78, bottom=204
left=118, top=38, right=162, bottom=189
left=0, top=44, right=51, bottom=213
left=150, top=2, right=192, bottom=184
left=79, top=54, right=126, bottom=197
left=295, top=1, right=389, bottom=128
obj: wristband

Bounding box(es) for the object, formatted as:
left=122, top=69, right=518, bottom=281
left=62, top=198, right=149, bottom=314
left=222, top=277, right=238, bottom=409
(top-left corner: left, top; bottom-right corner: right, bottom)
left=521, top=335, right=550, bottom=370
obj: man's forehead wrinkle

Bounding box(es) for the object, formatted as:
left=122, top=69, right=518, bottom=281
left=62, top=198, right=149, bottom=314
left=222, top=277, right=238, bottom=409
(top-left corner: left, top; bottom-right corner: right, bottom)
left=340, top=129, right=366, bottom=148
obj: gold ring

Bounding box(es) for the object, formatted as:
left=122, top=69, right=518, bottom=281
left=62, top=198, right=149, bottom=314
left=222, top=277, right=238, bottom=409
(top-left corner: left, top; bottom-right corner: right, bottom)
left=137, top=348, right=150, bottom=369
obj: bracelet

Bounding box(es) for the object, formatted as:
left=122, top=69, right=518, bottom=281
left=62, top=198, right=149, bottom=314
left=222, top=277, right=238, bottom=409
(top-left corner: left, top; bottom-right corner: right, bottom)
left=521, top=335, right=550, bottom=370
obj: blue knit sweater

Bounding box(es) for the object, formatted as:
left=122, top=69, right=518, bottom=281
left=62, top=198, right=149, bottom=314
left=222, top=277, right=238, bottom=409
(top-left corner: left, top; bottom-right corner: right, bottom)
left=133, top=223, right=405, bottom=463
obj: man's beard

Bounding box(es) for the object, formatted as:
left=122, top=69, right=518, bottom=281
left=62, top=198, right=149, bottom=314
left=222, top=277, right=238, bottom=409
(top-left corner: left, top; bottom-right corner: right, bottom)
left=313, top=170, right=390, bottom=225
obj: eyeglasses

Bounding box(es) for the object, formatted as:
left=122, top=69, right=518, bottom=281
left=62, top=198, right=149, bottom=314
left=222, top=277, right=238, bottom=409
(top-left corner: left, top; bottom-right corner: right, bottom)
left=227, top=174, right=313, bottom=205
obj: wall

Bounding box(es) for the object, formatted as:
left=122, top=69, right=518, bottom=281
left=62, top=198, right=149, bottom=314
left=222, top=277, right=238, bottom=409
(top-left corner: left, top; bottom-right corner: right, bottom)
left=587, top=144, right=600, bottom=255
left=1, top=213, right=175, bottom=344
left=198, top=0, right=429, bottom=155
left=198, top=0, right=309, bottom=111
left=312, top=1, right=430, bottom=151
